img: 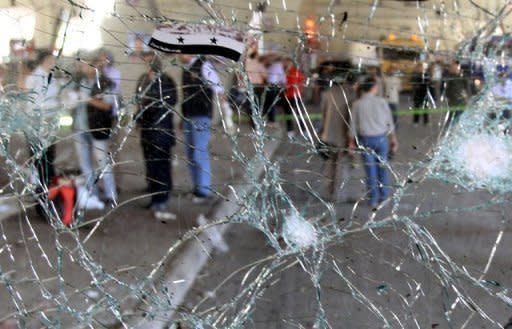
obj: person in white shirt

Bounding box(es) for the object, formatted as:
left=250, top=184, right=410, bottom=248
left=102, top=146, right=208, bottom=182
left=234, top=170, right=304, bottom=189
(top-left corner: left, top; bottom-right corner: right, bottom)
left=24, top=50, right=59, bottom=188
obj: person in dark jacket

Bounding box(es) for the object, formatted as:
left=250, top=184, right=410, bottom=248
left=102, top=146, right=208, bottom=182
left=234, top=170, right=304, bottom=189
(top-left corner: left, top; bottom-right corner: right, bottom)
left=178, top=54, right=224, bottom=203
left=86, top=61, right=118, bottom=206
left=136, top=53, right=178, bottom=220
left=411, top=63, right=432, bottom=126
left=443, top=60, right=469, bottom=123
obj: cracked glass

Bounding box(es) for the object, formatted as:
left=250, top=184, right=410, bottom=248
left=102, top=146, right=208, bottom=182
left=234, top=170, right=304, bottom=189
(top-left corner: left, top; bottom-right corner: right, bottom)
left=0, top=0, right=512, bottom=328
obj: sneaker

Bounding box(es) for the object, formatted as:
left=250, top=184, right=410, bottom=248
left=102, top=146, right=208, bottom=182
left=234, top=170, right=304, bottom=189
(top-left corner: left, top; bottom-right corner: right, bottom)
left=287, top=131, right=295, bottom=139
left=192, top=192, right=212, bottom=204
left=151, top=202, right=177, bottom=222
left=76, top=186, right=105, bottom=210
left=86, top=195, right=106, bottom=210
left=153, top=210, right=177, bottom=222
left=192, top=191, right=213, bottom=204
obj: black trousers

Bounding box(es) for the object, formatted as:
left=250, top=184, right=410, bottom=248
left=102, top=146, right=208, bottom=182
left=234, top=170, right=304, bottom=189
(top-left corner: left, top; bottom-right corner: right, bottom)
left=31, top=144, right=56, bottom=187
left=31, top=143, right=56, bottom=219
left=412, top=100, right=429, bottom=124
left=245, top=86, right=265, bottom=128
left=141, top=129, right=173, bottom=205
left=263, top=87, right=284, bottom=123
left=284, top=96, right=302, bottom=132
left=388, top=103, right=398, bottom=129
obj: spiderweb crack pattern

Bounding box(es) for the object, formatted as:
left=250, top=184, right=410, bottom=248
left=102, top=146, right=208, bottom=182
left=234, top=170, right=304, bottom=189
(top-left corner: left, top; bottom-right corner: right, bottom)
left=0, top=1, right=511, bottom=329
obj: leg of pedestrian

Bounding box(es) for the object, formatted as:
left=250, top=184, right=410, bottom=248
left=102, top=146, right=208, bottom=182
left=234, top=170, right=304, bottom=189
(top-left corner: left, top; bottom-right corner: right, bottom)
left=360, top=137, right=379, bottom=207
left=375, top=137, right=390, bottom=203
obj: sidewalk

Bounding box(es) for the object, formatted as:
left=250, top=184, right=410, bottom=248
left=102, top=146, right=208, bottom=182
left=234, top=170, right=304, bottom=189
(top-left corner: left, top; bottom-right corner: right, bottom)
left=0, top=123, right=282, bottom=328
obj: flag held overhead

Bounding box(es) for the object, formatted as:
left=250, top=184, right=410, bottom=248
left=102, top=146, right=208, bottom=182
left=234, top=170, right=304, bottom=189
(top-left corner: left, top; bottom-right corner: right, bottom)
left=149, top=23, right=247, bottom=61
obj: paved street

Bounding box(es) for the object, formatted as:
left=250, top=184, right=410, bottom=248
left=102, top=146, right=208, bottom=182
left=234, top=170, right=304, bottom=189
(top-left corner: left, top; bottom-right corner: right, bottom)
left=0, top=123, right=264, bottom=328
left=180, top=112, right=512, bottom=329
left=0, top=103, right=511, bottom=329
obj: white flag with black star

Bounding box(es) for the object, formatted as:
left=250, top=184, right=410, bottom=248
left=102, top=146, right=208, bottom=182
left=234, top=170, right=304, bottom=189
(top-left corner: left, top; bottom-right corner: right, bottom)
left=149, top=23, right=247, bottom=61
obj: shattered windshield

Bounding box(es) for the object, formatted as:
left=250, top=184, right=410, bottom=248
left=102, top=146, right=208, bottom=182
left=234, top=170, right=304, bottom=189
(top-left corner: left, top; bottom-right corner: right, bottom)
left=0, top=0, right=512, bottom=328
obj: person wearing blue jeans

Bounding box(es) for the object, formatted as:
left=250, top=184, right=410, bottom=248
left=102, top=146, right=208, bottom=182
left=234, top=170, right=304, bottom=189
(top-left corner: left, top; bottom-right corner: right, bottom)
left=349, top=77, right=399, bottom=207
left=183, top=117, right=211, bottom=196
left=179, top=54, right=224, bottom=201
left=359, top=135, right=390, bottom=206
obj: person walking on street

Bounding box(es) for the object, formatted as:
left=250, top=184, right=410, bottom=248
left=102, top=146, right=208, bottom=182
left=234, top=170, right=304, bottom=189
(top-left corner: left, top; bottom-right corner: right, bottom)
left=382, top=63, right=402, bottom=127
left=411, top=63, right=432, bottom=126
left=349, top=77, right=398, bottom=208
left=136, top=54, right=178, bottom=220
left=443, top=60, right=469, bottom=123
left=319, top=73, right=358, bottom=202
left=178, top=55, right=224, bottom=202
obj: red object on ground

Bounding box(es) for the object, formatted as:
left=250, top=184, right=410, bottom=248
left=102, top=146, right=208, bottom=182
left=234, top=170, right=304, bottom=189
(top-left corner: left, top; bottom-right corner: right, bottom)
left=48, top=177, right=76, bottom=226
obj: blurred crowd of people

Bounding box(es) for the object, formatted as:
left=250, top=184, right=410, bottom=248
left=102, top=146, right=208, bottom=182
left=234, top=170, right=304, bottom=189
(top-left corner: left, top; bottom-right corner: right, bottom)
left=235, top=53, right=508, bottom=209
left=241, top=46, right=306, bottom=137
left=1, top=43, right=495, bottom=220
left=242, top=48, right=401, bottom=207
left=318, top=74, right=397, bottom=208
left=1, top=48, right=228, bottom=222
left=313, top=58, right=481, bottom=207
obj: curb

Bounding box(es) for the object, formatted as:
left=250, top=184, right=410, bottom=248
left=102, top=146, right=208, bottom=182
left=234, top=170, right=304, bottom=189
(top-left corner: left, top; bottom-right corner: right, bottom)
left=120, top=131, right=282, bottom=329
